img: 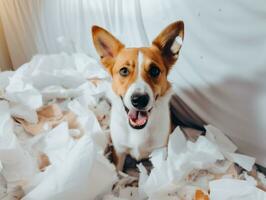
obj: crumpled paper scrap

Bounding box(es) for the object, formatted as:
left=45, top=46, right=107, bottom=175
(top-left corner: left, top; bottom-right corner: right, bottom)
left=68, top=99, right=102, bottom=136
left=206, top=125, right=256, bottom=171
left=10, top=103, right=38, bottom=124
left=15, top=104, right=78, bottom=136
left=205, top=125, right=237, bottom=153
left=5, top=74, right=43, bottom=109
left=0, top=101, right=38, bottom=191
left=0, top=71, right=14, bottom=98
left=209, top=179, right=266, bottom=200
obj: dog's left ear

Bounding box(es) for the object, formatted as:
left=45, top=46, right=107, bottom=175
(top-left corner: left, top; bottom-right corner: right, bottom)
left=152, top=21, right=184, bottom=69
left=92, top=26, right=125, bottom=74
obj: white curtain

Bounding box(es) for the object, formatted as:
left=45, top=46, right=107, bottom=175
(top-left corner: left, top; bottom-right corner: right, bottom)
left=0, top=12, right=12, bottom=70
left=0, top=0, right=150, bottom=68
left=0, top=0, right=266, bottom=166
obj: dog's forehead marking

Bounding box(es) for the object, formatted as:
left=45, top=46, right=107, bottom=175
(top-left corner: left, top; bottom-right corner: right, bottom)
left=137, top=51, right=144, bottom=79
left=127, top=50, right=152, bottom=96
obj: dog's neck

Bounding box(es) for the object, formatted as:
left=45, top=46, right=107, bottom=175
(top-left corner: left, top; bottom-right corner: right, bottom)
left=107, top=85, right=174, bottom=160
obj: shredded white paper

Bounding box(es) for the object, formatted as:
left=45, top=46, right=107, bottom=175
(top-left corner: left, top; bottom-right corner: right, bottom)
left=0, top=53, right=265, bottom=200
left=209, top=179, right=266, bottom=200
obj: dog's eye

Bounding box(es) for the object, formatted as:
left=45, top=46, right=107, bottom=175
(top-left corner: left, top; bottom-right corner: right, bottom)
left=119, top=67, right=129, bottom=77
left=149, top=64, right=160, bottom=78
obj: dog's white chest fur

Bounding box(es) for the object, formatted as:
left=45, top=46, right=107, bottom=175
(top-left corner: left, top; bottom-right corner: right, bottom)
left=108, top=88, right=173, bottom=160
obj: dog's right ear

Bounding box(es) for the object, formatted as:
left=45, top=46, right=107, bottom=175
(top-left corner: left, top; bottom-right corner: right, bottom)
left=152, top=21, right=184, bottom=71
left=92, top=26, right=124, bottom=74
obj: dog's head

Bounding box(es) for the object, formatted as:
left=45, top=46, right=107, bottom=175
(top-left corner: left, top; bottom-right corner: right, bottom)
left=92, top=21, right=184, bottom=130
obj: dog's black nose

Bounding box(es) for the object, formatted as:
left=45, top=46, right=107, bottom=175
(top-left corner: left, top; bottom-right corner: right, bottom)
left=131, top=93, right=150, bottom=109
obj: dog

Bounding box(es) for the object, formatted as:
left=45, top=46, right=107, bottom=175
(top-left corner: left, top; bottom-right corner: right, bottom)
left=92, top=21, right=184, bottom=171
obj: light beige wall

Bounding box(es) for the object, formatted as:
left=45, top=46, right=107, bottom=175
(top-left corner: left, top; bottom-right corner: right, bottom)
left=0, top=15, right=12, bottom=71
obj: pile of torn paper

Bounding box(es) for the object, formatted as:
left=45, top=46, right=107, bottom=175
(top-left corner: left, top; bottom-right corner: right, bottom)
left=0, top=53, right=266, bottom=200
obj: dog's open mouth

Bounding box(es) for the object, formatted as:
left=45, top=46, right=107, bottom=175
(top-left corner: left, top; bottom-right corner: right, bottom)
left=124, top=107, right=151, bottom=129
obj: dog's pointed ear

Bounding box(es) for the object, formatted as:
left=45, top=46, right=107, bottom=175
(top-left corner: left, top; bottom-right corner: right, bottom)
left=92, top=26, right=124, bottom=73
left=152, top=21, right=184, bottom=69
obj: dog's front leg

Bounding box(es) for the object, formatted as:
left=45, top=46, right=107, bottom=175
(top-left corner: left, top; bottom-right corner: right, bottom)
left=115, top=152, right=126, bottom=172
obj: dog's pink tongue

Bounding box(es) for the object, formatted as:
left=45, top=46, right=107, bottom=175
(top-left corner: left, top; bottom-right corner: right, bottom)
left=137, top=111, right=148, bottom=125
left=128, top=110, right=138, bottom=121
left=128, top=110, right=148, bottom=126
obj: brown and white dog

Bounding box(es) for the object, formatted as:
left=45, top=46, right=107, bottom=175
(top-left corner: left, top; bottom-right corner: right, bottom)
left=92, top=21, right=184, bottom=171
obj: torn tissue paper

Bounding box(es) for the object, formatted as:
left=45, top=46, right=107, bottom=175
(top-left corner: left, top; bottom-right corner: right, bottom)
left=0, top=101, right=38, bottom=190
left=5, top=75, right=43, bottom=109
left=0, top=53, right=265, bottom=200
left=209, top=179, right=266, bottom=200
left=139, top=127, right=225, bottom=199
left=23, top=129, right=117, bottom=200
